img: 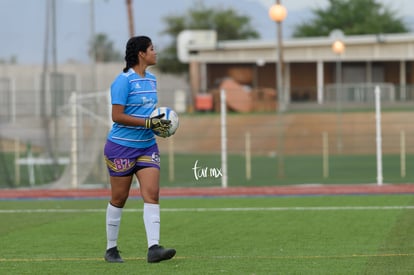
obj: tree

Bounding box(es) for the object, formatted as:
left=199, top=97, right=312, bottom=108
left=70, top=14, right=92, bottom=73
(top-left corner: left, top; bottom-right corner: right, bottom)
left=157, top=1, right=260, bottom=74
left=293, top=0, right=409, bottom=37
left=0, top=55, right=18, bottom=64
left=89, top=33, right=122, bottom=63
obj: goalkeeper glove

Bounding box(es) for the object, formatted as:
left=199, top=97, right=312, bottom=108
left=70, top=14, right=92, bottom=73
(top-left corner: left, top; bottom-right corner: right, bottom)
left=145, top=113, right=171, bottom=137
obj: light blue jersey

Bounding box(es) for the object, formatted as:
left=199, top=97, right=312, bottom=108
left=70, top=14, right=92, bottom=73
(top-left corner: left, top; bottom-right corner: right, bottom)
left=107, top=68, right=158, bottom=148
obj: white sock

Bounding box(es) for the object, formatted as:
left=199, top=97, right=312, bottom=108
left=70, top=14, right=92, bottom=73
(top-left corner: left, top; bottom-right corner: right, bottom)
left=106, top=203, right=123, bottom=250
left=143, top=203, right=160, bottom=248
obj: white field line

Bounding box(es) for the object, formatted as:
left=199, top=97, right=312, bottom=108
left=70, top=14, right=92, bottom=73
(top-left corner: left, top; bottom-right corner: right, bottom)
left=1, top=253, right=414, bottom=263
left=1, top=205, right=414, bottom=213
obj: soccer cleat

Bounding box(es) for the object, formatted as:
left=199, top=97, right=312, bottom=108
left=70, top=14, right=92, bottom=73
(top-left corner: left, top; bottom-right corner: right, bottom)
left=147, top=245, right=176, bottom=263
left=104, top=246, right=124, bottom=263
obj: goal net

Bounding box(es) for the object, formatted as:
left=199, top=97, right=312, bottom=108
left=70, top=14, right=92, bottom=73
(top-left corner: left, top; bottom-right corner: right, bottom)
left=51, top=91, right=111, bottom=188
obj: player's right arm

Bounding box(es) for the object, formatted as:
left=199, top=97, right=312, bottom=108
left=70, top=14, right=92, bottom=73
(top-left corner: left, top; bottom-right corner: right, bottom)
left=111, top=104, right=146, bottom=127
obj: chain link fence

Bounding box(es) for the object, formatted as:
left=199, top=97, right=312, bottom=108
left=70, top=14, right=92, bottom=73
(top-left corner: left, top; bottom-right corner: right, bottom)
left=1, top=79, right=414, bottom=188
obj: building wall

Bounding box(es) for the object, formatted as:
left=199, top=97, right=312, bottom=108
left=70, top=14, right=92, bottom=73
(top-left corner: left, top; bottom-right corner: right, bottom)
left=203, top=60, right=413, bottom=104
left=409, top=61, right=414, bottom=83
left=0, top=62, right=190, bottom=119
left=383, top=62, right=400, bottom=84
left=290, top=62, right=317, bottom=101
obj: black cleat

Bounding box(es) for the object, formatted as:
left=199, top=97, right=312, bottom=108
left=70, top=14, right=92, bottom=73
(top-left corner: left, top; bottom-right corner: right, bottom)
left=147, top=245, right=176, bottom=263
left=104, top=246, right=124, bottom=263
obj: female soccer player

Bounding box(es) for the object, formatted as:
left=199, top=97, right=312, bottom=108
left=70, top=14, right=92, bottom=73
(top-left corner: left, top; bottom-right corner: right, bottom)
left=103, top=36, right=176, bottom=263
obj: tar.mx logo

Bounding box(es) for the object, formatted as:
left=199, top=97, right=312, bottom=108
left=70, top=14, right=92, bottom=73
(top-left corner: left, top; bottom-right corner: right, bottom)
left=192, top=160, right=222, bottom=180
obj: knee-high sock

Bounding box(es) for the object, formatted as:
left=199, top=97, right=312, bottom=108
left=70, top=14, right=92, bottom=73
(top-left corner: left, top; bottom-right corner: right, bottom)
left=106, top=202, right=123, bottom=250
left=143, top=203, right=160, bottom=248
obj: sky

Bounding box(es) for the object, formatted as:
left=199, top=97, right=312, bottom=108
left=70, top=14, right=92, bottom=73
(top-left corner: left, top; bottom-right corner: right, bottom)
left=0, top=0, right=413, bottom=64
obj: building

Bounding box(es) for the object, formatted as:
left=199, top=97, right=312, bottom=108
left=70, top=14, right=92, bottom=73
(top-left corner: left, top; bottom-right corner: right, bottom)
left=181, top=31, right=414, bottom=112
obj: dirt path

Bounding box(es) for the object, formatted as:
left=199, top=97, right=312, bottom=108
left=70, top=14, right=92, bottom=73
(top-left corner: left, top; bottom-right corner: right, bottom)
left=1, top=184, right=414, bottom=199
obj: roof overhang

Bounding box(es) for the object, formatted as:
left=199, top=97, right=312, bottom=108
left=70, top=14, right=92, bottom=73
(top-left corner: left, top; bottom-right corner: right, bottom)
left=184, top=32, right=414, bottom=63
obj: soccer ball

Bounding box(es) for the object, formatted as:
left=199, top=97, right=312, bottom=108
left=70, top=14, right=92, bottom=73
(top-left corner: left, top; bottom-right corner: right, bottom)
left=150, top=107, right=179, bottom=138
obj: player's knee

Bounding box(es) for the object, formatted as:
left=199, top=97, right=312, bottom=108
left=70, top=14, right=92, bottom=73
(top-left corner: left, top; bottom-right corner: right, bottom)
left=143, top=193, right=159, bottom=204
left=110, top=196, right=128, bottom=208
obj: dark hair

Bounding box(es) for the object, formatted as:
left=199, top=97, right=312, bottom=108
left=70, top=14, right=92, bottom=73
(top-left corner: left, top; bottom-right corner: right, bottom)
left=122, top=36, right=152, bottom=73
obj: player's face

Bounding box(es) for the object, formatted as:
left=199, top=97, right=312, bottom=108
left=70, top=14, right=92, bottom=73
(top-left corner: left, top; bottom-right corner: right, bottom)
left=143, top=44, right=157, bottom=66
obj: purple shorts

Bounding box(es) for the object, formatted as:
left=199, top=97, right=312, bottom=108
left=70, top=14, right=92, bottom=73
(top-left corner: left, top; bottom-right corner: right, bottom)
left=104, top=140, right=160, bottom=177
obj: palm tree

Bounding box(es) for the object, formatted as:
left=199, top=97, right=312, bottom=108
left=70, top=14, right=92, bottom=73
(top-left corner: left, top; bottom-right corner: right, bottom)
left=126, top=0, right=135, bottom=37
left=89, top=33, right=122, bottom=62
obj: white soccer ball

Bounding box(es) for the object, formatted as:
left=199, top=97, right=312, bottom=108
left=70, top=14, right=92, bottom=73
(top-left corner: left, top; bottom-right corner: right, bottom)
left=150, top=107, right=179, bottom=138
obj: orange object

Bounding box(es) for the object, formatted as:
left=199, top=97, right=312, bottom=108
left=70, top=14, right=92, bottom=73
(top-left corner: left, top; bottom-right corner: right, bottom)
left=220, top=78, right=253, bottom=112
left=195, top=94, right=213, bottom=111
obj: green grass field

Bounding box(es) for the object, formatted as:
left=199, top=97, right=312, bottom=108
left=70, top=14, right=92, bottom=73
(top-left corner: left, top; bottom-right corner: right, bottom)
left=160, top=154, right=414, bottom=187
left=1, top=152, right=413, bottom=188
left=1, top=195, right=414, bottom=274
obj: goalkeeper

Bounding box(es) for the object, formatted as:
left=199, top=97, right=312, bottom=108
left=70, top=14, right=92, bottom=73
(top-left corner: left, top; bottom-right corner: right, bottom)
left=103, top=36, right=176, bottom=263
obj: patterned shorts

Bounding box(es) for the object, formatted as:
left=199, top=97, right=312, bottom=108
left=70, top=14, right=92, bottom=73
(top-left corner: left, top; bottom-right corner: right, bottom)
left=104, top=140, right=160, bottom=177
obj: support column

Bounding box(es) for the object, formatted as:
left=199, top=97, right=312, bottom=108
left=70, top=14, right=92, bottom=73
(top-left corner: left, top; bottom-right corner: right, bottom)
left=317, top=60, right=324, bottom=104
left=189, top=61, right=200, bottom=111
left=400, top=60, right=406, bottom=100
